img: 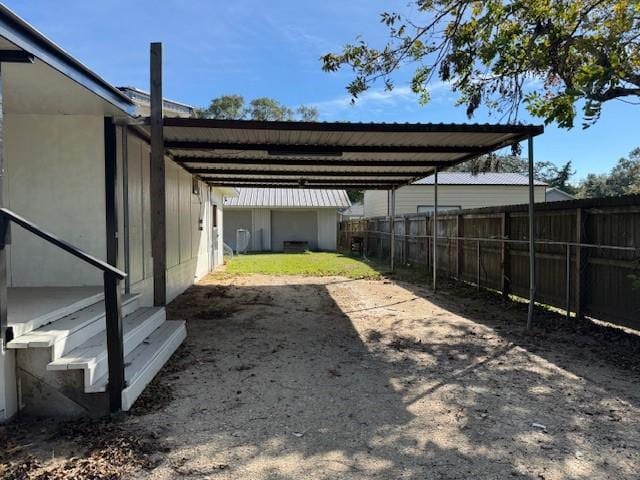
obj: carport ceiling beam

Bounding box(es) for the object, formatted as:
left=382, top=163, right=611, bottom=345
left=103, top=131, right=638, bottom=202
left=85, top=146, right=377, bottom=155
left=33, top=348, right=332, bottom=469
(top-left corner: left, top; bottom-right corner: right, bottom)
left=174, top=157, right=450, bottom=167
left=199, top=177, right=404, bottom=184
left=164, top=141, right=489, bottom=154
left=189, top=169, right=432, bottom=177
left=205, top=182, right=402, bottom=190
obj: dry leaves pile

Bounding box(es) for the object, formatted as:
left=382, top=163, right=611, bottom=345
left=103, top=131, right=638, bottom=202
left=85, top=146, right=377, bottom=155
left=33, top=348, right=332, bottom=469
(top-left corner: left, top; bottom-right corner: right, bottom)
left=0, top=418, right=166, bottom=480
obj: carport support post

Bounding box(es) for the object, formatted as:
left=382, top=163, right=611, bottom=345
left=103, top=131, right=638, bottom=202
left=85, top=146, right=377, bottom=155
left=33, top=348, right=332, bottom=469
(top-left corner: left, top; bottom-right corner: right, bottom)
left=150, top=42, right=166, bottom=306
left=389, top=188, right=396, bottom=272
left=433, top=167, right=438, bottom=291
left=527, top=136, right=536, bottom=330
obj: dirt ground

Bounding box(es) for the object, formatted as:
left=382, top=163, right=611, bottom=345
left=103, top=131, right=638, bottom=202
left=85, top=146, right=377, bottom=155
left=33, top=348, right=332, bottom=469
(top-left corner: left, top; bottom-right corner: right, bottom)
left=3, top=273, right=640, bottom=479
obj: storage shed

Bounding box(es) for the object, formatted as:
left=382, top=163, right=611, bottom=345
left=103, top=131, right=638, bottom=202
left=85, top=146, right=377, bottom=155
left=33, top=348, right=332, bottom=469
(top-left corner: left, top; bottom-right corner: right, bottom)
left=223, top=188, right=350, bottom=252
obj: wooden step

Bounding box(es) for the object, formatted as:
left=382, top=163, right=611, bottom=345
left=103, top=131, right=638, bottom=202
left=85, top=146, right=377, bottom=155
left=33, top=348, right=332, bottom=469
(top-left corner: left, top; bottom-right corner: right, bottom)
left=8, top=287, right=105, bottom=338
left=7, top=294, right=140, bottom=360
left=47, top=307, right=166, bottom=388
left=88, top=320, right=186, bottom=412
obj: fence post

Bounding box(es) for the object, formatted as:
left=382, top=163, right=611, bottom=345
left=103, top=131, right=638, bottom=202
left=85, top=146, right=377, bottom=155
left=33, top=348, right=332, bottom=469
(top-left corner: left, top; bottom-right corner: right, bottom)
left=476, top=239, right=481, bottom=291
left=575, top=208, right=587, bottom=321
left=363, top=220, right=368, bottom=256
left=457, top=214, right=464, bottom=280
left=501, top=212, right=511, bottom=298
left=565, top=243, right=571, bottom=321
left=404, top=216, right=410, bottom=265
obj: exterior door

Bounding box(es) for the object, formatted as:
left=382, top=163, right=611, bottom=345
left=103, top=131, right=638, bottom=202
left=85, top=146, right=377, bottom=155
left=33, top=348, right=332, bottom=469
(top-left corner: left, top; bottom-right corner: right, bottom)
left=210, top=203, right=218, bottom=270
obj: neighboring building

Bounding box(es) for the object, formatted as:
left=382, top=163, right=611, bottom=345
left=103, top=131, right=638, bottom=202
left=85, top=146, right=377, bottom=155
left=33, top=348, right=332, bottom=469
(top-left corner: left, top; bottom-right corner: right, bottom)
left=340, top=202, right=364, bottom=220
left=223, top=188, right=350, bottom=252
left=364, top=173, right=547, bottom=217
left=0, top=6, right=235, bottom=420
left=546, top=186, right=576, bottom=202
left=117, top=86, right=197, bottom=118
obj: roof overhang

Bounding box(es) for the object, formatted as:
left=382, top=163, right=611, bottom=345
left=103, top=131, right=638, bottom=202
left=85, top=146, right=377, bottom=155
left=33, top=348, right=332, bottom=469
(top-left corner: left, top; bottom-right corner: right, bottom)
left=0, top=5, right=135, bottom=116
left=145, top=118, right=543, bottom=190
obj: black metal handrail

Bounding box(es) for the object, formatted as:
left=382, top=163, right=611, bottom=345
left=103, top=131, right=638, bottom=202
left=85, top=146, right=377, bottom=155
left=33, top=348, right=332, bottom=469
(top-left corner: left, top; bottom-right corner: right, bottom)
left=0, top=207, right=127, bottom=412
left=0, top=208, right=126, bottom=278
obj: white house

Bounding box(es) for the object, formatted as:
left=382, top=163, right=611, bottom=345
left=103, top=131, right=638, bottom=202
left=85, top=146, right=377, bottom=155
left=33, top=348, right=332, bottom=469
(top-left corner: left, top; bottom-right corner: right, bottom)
left=546, top=186, right=576, bottom=202
left=0, top=6, right=235, bottom=420
left=223, top=188, right=350, bottom=252
left=364, top=172, right=548, bottom=217
left=117, top=86, right=197, bottom=118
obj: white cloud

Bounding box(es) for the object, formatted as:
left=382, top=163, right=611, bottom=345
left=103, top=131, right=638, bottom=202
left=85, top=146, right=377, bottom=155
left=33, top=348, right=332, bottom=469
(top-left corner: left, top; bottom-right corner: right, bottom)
left=310, top=82, right=450, bottom=118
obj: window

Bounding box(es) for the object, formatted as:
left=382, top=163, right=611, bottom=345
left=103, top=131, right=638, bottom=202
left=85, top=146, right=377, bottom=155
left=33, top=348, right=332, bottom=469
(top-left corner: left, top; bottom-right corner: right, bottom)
left=417, top=205, right=461, bottom=214
left=212, top=204, right=217, bottom=227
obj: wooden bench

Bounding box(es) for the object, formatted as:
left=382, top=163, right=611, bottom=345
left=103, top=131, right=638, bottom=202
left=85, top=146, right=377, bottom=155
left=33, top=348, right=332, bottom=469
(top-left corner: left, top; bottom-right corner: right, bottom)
left=283, top=241, right=308, bottom=253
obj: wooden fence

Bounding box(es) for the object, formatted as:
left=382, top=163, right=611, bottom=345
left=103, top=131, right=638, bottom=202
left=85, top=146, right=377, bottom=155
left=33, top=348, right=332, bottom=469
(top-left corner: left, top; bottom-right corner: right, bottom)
left=339, top=195, right=640, bottom=332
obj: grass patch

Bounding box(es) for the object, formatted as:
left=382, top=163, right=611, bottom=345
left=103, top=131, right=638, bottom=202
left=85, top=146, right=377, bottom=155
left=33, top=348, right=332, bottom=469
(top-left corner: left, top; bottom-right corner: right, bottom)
left=224, top=252, right=382, bottom=279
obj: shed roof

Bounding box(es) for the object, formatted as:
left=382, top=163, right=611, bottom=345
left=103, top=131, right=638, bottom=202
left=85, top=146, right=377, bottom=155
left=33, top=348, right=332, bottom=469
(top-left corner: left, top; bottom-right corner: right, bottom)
left=224, top=188, right=351, bottom=208
left=413, top=172, right=547, bottom=186
left=146, top=118, right=543, bottom=190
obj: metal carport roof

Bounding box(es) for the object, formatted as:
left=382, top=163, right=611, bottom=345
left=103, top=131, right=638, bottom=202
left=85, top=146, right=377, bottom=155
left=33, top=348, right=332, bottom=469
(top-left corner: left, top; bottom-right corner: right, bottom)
left=144, top=118, right=543, bottom=189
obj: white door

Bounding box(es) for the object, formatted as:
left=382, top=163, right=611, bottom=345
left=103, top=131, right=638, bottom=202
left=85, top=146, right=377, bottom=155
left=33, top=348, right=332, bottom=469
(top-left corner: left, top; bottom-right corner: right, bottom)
left=210, top=204, right=219, bottom=270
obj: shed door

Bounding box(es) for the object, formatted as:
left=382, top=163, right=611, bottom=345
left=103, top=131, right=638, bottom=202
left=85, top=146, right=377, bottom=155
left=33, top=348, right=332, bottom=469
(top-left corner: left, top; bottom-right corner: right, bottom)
left=271, top=210, right=318, bottom=251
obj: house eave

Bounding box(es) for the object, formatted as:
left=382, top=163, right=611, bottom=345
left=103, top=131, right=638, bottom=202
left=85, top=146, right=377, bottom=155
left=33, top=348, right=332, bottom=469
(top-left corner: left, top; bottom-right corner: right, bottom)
left=0, top=5, right=136, bottom=116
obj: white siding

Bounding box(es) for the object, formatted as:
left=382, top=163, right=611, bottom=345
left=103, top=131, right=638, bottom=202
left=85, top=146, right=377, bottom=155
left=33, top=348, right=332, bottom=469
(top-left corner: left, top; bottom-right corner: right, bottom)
left=252, top=209, right=271, bottom=251
left=364, top=185, right=547, bottom=217
left=317, top=209, right=338, bottom=250
left=125, top=133, right=222, bottom=305
left=5, top=114, right=106, bottom=287
left=227, top=207, right=338, bottom=251
left=364, top=190, right=389, bottom=217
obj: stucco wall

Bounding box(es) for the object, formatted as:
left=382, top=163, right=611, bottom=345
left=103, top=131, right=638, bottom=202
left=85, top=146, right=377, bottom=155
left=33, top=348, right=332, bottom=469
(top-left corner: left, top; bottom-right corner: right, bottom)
left=364, top=185, right=547, bottom=217
left=5, top=114, right=106, bottom=287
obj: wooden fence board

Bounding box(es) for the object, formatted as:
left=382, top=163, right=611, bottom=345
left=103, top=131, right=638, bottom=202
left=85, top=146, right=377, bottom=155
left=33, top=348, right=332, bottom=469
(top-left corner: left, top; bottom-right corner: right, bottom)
left=338, top=194, right=640, bottom=330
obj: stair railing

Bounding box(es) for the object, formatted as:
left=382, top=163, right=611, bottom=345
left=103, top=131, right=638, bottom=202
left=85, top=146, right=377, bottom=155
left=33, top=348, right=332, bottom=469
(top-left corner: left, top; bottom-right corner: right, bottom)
left=0, top=207, right=127, bottom=412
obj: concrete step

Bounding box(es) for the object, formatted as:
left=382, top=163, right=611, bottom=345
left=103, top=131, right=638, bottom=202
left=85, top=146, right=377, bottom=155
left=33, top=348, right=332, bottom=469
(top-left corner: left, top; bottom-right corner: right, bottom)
left=89, top=320, right=186, bottom=411
left=8, top=294, right=140, bottom=360
left=47, top=307, right=166, bottom=388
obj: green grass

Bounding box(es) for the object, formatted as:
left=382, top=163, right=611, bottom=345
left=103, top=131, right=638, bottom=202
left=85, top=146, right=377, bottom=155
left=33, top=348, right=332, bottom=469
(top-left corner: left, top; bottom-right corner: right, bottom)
left=223, top=252, right=382, bottom=278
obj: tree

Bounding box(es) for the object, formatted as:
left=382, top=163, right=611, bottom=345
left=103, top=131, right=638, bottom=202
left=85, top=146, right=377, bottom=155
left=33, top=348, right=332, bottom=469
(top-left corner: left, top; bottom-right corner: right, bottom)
left=451, top=154, right=575, bottom=186
left=297, top=105, right=320, bottom=121
left=346, top=190, right=364, bottom=203
left=322, top=1, right=640, bottom=128
left=198, top=94, right=246, bottom=120
left=197, top=95, right=320, bottom=121
left=248, top=97, right=294, bottom=121
left=576, top=147, right=640, bottom=197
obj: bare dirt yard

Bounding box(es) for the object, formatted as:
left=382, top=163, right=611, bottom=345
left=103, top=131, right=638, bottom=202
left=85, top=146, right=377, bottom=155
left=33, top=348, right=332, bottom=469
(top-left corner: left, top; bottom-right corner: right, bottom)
left=3, top=270, right=640, bottom=479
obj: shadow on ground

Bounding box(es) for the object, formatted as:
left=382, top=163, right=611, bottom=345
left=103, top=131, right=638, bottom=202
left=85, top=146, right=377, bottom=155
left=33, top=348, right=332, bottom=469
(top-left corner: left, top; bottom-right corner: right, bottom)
left=128, top=272, right=640, bottom=480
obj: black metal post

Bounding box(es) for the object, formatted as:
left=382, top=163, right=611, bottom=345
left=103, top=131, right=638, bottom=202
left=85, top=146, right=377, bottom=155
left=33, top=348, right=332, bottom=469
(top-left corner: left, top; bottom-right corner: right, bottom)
left=104, top=117, right=124, bottom=412
left=0, top=64, right=7, bottom=348
left=104, top=271, right=124, bottom=411
left=527, top=136, right=536, bottom=330
left=121, top=125, right=130, bottom=294
left=150, top=42, right=167, bottom=306
left=433, top=167, right=438, bottom=291
left=389, top=188, right=396, bottom=272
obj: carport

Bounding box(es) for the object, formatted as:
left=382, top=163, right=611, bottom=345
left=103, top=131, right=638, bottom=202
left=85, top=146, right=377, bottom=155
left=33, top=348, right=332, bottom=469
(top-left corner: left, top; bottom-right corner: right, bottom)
left=144, top=43, right=543, bottom=326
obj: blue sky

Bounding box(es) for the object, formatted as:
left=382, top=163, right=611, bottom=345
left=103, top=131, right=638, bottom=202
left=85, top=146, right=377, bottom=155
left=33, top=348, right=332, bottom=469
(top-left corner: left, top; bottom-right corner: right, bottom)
left=6, top=0, right=638, bottom=181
